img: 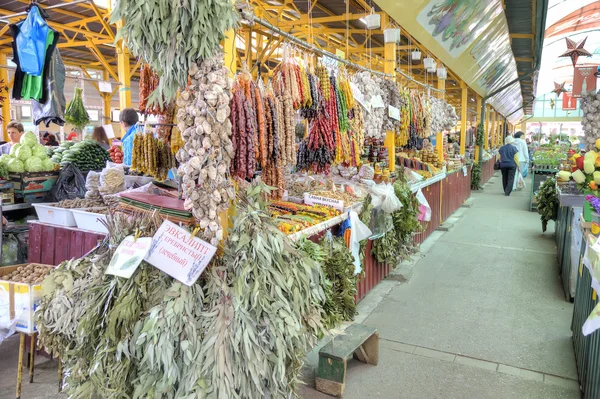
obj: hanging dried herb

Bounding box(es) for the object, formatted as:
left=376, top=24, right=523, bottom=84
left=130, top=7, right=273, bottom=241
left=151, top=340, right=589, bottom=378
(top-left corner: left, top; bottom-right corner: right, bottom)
left=319, top=235, right=357, bottom=322
left=64, top=87, right=89, bottom=130
left=111, top=0, right=237, bottom=105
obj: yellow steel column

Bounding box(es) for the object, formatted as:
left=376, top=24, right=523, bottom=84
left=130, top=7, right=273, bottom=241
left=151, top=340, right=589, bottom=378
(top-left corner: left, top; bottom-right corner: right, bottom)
left=491, top=110, right=497, bottom=148
left=102, top=70, right=111, bottom=125
left=475, top=95, right=482, bottom=162
left=384, top=40, right=396, bottom=172
left=520, top=120, right=527, bottom=133
left=485, top=105, right=491, bottom=148
left=116, top=45, right=131, bottom=110
left=460, top=82, right=467, bottom=155
left=0, top=53, right=10, bottom=142
left=436, top=78, right=445, bottom=161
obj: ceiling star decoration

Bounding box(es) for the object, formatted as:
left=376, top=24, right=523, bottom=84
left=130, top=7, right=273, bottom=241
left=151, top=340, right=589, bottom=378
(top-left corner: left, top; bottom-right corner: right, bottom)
left=551, top=82, right=567, bottom=97
left=559, top=37, right=592, bottom=67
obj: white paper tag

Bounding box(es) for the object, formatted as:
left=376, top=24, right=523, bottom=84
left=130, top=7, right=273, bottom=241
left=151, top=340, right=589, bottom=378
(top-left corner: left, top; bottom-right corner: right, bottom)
left=145, top=220, right=217, bottom=286
left=99, top=81, right=112, bottom=93
left=371, top=95, right=385, bottom=109
left=388, top=105, right=400, bottom=121
left=351, top=82, right=370, bottom=112
left=304, top=193, right=345, bottom=211
left=462, top=166, right=467, bottom=176
left=105, top=235, right=153, bottom=278
left=103, top=124, right=115, bottom=139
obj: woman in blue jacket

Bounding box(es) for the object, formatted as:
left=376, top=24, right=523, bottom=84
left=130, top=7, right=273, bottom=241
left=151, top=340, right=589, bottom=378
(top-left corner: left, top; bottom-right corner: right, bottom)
left=119, top=108, right=139, bottom=166
left=498, top=136, right=520, bottom=196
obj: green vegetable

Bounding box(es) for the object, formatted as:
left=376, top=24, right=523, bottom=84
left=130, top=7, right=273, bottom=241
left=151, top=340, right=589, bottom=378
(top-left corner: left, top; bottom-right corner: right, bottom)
left=536, top=177, right=559, bottom=232
left=20, top=131, right=38, bottom=148
left=0, top=154, right=12, bottom=165
left=42, top=158, right=55, bottom=171
left=65, top=87, right=90, bottom=130
left=15, top=145, right=31, bottom=161
left=0, top=162, right=8, bottom=179
left=110, top=0, right=238, bottom=105
left=9, top=143, right=20, bottom=156
left=471, top=163, right=482, bottom=190
left=32, top=143, right=47, bottom=159
left=25, top=157, right=43, bottom=172
left=59, top=140, right=110, bottom=171
left=7, top=158, right=24, bottom=173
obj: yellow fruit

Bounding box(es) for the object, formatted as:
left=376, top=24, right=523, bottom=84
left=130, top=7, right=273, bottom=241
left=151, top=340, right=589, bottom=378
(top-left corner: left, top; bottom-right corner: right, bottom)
left=596, top=138, right=600, bottom=150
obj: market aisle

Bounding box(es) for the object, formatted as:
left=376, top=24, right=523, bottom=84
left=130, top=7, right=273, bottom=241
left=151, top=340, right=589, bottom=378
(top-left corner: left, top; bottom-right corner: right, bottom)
left=302, top=174, right=580, bottom=399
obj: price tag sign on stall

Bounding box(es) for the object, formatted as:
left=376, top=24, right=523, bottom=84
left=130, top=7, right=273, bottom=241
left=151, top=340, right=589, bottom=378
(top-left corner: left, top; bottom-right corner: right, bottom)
left=304, top=193, right=345, bottom=211
left=388, top=105, right=400, bottom=121
left=106, top=235, right=153, bottom=278
left=145, top=220, right=217, bottom=286
left=371, top=95, right=385, bottom=109
left=99, top=81, right=112, bottom=93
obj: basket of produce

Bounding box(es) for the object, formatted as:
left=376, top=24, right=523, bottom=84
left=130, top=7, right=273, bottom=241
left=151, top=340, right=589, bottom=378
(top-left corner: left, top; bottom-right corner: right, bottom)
left=51, top=140, right=111, bottom=172
left=109, top=145, right=124, bottom=164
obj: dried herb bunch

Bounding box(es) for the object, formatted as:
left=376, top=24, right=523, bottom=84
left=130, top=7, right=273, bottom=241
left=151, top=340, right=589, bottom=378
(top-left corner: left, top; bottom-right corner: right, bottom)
left=200, top=181, right=327, bottom=398
left=111, top=0, right=237, bottom=104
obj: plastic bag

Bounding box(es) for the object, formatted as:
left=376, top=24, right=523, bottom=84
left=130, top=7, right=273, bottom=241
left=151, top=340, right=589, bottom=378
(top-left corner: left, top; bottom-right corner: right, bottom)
left=415, top=188, right=432, bottom=222
left=32, top=48, right=66, bottom=127
left=45, top=163, right=86, bottom=202
left=369, top=208, right=394, bottom=239
left=369, top=183, right=403, bottom=214
left=16, top=5, right=49, bottom=76
left=99, top=163, right=126, bottom=195
left=1, top=234, right=19, bottom=266
left=349, top=210, right=372, bottom=275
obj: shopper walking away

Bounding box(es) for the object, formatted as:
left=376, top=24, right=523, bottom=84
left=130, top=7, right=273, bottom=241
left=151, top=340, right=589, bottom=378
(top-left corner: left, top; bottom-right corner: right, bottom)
left=119, top=108, right=140, bottom=166
left=512, top=131, right=529, bottom=177
left=499, top=136, right=520, bottom=196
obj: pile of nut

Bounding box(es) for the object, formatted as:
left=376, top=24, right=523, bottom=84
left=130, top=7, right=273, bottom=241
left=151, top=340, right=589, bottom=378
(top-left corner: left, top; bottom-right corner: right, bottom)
left=2, top=264, right=53, bottom=284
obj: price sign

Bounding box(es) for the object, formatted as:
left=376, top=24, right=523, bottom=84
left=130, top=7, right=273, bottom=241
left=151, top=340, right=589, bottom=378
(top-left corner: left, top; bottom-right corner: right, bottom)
left=99, top=81, right=112, bottom=93
left=388, top=105, right=400, bottom=121
left=145, top=220, right=217, bottom=286
left=304, top=193, right=345, bottom=211
left=106, top=236, right=153, bottom=278
left=371, top=95, right=385, bottom=109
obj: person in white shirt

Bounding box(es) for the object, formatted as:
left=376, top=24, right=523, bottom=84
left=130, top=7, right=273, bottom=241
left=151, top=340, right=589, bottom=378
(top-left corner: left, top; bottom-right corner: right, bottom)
left=0, top=121, right=25, bottom=155
left=512, top=131, right=529, bottom=178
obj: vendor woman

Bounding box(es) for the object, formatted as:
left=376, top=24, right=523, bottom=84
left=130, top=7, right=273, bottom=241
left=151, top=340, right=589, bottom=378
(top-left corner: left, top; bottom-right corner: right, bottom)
left=0, top=121, right=25, bottom=155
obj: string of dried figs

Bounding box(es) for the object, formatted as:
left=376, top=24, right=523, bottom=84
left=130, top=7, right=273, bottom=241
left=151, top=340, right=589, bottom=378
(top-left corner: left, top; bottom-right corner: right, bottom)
left=176, top=54, right=235, bottom=245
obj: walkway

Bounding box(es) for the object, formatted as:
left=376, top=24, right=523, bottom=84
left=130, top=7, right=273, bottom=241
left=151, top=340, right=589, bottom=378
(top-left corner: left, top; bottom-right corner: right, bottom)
left=302, top=174, right=580, bottom=399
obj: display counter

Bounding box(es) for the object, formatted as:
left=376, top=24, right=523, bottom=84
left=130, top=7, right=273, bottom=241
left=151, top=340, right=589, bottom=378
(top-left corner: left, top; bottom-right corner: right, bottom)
left=28, top=221, right=105, bottom=266
left=480, top=157, right=497, bottom=186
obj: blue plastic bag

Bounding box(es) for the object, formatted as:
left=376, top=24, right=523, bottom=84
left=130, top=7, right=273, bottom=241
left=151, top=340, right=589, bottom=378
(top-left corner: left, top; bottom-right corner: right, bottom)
left=16, top=6, right=49, bottom=76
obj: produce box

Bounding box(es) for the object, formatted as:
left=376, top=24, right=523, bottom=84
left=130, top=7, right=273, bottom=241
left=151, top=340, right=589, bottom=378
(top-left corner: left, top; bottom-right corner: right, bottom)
left=33, top=203, right=77, bottom=227
left=71, top=208, right=108, bottom=234
left=9, top=171, right=59, bottom=195
left=0, top=263, right=54, bottom=334
left=0, top=191, right=14, bottom=205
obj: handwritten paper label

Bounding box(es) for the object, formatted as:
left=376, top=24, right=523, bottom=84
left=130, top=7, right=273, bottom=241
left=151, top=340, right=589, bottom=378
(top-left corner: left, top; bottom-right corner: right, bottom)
left=145, top=220, right=217, bottom=286
left=388, top=105, right=400, bottom=121
left=304, top=193, right=345, bottom=211
left=350, top=82, right=370, bottom=112
left=99, top=81, right=112, bottom=93
left=371, top=95, right=385, bottom=109
left=462, top=166, right=468, bottom=176
left=105, top=236, right=153, bottom=278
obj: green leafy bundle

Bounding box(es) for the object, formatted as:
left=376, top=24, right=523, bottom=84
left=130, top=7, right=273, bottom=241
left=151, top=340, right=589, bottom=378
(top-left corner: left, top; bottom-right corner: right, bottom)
left=371, top=175, right=422, bottom=264
left=536, top=177, right=559, bottom=232
left=110, top=0, right=238, bottom=104
left=199, top=182, right=327, bottom=398
left=319, top=235, right=358, bottom=325
left=65, top=87, right=90, bottom=130
left=471, top=163, right=482, bottom=190
left=476, top=122, right=484, bottom=148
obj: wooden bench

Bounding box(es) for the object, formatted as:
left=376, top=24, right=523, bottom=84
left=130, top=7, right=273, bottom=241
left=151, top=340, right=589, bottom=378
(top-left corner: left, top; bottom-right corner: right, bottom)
left=316, top=324, right=379, bottom=397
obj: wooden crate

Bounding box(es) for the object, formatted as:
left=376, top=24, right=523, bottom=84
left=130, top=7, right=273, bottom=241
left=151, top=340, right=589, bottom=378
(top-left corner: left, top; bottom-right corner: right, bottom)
left=0, top=263, right=55, bottom=334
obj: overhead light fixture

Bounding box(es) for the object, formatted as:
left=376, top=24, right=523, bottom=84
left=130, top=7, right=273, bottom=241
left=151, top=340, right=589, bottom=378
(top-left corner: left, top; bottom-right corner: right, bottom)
left=363, top=13, right=381, bottom=30
left=411, top=51, right=421, bottom=65
left=436, top=66, right=447, bottom=79
left=384, top=28, right=400, bottom=44
left=423, top=57, right=435, bottom=70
